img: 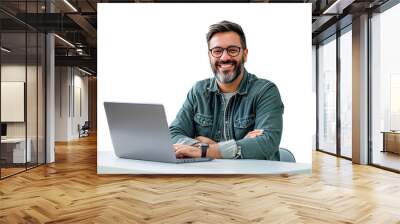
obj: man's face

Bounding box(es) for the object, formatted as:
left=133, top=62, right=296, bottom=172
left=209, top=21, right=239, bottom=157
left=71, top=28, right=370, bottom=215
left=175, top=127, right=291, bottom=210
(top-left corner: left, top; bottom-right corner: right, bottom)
left=208, top=31, right=248, bottom=84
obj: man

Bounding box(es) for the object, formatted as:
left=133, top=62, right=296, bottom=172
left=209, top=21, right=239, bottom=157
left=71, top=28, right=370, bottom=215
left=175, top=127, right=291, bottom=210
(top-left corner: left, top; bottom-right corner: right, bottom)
left=169, top=20, right=284, bottom=160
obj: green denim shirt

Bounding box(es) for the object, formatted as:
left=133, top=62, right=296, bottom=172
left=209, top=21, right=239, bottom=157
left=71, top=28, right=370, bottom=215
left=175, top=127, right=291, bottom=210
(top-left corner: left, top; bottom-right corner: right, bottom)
left=169, top=69, right=284, bottom=160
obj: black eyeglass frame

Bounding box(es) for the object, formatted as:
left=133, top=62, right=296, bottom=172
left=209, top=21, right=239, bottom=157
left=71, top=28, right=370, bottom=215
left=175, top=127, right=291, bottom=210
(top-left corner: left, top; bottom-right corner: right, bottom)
left=208, top=46, right=242, bottom=58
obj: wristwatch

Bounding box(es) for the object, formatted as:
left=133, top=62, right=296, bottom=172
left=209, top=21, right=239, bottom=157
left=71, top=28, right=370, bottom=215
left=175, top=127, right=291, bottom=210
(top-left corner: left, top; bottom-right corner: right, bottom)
left=198, top=143, right=209, bottom=158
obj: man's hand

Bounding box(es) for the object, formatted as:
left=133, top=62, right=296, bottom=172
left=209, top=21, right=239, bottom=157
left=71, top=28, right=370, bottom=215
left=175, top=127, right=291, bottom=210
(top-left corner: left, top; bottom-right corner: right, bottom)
left=195, top=136, right=216, bottom=145
left=245, top=129, right=264, bottom=138
left=173, top=144, right=201, bottom=158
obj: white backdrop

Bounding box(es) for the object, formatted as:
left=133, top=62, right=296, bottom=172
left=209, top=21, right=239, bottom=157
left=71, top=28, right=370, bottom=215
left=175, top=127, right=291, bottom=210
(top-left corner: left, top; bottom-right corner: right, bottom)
left=98, top=3, right=313, bottom=164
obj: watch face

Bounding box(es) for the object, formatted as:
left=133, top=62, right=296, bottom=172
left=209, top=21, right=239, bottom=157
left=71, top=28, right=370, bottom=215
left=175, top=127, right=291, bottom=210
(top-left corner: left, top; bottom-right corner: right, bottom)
left=199, top=143, right=208, bottom=149
left=199, top=143, right=208, bottom=157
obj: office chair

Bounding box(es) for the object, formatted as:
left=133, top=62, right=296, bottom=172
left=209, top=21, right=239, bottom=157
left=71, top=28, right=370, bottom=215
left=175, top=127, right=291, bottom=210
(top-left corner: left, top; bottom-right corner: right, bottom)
left=79, top=121, right=90, bottom=138
left=279, top=148, right=296, bottom=163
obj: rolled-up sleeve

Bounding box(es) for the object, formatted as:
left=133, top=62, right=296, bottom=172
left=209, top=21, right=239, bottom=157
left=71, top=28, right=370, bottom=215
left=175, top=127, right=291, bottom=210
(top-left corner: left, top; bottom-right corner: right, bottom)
left=218, top=139, right=239, bottom=159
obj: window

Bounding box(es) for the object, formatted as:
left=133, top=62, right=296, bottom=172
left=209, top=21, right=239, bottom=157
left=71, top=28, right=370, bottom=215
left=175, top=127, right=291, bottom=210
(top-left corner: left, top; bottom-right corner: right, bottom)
left=370, top=2, right=400, bottom=171
left=339, top=28, right=352, bottom=158
left=318, top=36, right=337, bottom=154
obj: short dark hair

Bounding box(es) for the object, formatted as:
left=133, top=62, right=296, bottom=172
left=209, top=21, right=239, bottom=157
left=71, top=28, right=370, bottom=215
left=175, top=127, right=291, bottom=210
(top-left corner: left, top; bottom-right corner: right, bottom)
left=206, top=20, right=247, bottom=49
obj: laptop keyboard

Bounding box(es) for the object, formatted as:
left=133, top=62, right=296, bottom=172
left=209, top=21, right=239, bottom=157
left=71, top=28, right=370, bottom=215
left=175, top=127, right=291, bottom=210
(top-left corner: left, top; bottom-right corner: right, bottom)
left=176, top=157, right=213, bottom=163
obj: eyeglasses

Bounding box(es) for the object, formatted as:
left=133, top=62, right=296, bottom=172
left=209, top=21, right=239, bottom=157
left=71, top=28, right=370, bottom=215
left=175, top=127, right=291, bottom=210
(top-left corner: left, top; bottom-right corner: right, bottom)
left=209, top=46, right=241, bottom=58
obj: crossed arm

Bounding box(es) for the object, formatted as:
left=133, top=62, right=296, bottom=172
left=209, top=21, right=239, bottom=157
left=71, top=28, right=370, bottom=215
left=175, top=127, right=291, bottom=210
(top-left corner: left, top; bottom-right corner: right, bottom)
left=170, top=83, right=283, bottom=160
left=174, top=130, right=264, bottom=159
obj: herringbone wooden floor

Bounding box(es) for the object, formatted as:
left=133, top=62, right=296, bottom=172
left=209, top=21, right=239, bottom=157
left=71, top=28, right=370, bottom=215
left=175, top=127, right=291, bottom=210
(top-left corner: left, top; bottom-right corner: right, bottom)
left=1, top=134, right=400, bottom=224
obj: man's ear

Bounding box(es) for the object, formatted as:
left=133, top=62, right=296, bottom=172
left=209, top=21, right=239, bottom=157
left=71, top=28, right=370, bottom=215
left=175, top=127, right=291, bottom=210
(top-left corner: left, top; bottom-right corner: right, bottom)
left=243, top=48, right=248, bottom=62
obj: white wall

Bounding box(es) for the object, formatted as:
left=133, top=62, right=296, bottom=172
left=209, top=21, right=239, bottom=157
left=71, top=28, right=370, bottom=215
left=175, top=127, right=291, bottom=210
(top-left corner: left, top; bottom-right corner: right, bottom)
left=55, top=67, right=89, bottom=141
left=55, top=66, right=68, bottom=141
left=1, top=65, right=40, bottom=138
left=98, top=4, right=312, bottom=164
left=72, top=72, right=89, bottom=137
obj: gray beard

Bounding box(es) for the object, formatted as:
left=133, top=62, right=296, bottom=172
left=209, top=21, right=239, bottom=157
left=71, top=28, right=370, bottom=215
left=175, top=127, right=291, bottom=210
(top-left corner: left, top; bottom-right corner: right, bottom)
left=213, top=62, right=243, bottom=84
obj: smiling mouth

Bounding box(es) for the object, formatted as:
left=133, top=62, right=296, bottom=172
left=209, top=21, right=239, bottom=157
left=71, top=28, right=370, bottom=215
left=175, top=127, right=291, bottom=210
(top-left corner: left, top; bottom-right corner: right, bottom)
left=218, top=63, right=235, bottom=70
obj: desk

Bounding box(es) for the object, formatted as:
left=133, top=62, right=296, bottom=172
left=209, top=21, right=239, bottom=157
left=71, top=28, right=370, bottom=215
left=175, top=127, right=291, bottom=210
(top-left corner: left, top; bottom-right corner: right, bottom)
left=98, top=151, right=311, bottom=175
left=1, top=138, right=31, bottom=163
left=381, top=131, right=400, bottom=154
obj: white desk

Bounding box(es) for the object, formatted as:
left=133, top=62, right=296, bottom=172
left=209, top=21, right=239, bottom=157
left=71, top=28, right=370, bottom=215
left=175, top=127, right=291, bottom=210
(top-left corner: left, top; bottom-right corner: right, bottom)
left=1, top=138, right=31, bottom=163
left=98, top=151, right=311, bottom=175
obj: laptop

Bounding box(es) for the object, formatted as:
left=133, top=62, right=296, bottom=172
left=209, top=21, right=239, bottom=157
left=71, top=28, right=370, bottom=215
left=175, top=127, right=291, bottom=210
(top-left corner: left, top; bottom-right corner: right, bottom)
left=104, top=102, right=213, bottom=163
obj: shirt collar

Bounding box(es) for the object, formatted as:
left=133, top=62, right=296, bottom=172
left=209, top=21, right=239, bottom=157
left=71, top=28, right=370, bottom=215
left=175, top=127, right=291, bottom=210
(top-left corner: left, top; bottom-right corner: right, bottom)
left=207, top=69, right=250, bottom=95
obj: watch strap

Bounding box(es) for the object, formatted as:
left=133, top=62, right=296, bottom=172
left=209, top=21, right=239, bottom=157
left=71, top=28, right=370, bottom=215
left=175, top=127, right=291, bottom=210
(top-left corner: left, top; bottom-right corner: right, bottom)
left=199, top=143, right=208, bottom=157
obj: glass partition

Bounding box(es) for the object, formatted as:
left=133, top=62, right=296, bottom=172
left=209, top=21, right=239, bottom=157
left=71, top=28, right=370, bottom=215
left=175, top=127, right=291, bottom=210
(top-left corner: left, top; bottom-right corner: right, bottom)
left=27, top=31, right=38, bottom=169
left=0, top=1, right=46, bottom=179
left=339, top=28, right=352, bottom=158
left=38, top=32, right=45, bottom=165
left=371, top=3, right=400, bottom=171
left=1, top=31, right=28, bottom=177
left=317, top=36, right=337, bottom=155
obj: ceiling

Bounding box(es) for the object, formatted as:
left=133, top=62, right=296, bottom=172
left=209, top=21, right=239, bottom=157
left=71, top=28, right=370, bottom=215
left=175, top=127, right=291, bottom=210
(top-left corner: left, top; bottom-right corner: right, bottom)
left=0, top=0, right=393, bottom=75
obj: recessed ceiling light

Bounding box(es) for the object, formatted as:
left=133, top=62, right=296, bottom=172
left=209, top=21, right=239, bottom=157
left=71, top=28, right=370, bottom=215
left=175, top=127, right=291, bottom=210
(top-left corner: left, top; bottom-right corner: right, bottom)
left=78, top=67, right=93, bottom=76
left=1, top=47, right=11, bottom=53
left=63, top=0, right=78, bottom=12
left=323, top=0, right=355, bottom=14
left=54, top=34, right=75, bottom=48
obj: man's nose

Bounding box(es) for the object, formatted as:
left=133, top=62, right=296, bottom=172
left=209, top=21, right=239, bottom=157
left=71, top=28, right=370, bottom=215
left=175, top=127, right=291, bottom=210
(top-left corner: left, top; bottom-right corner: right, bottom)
left=220, top=49, right=231, bottom=61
